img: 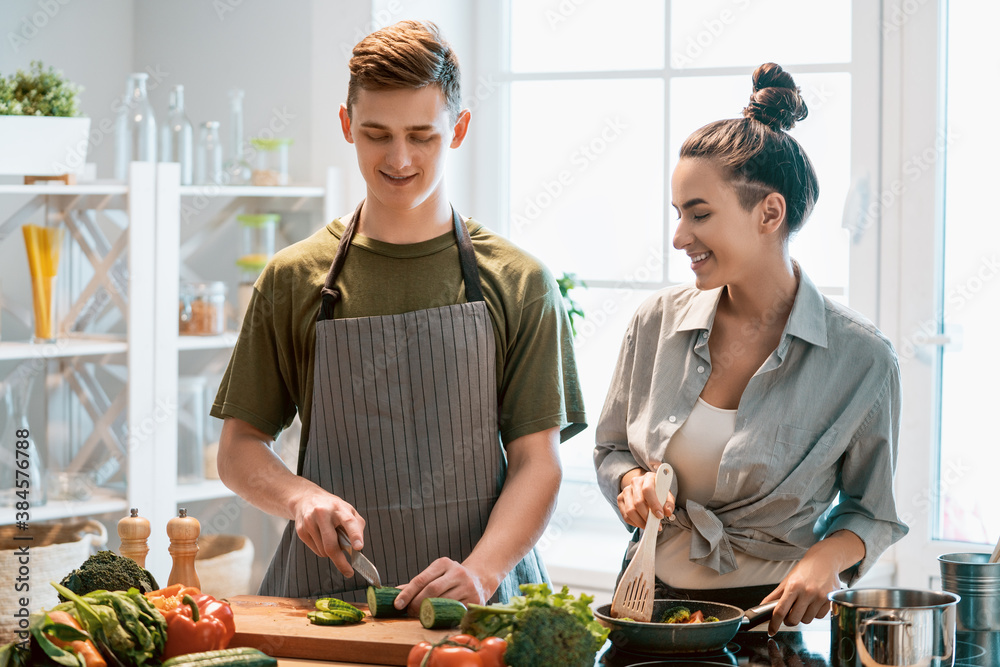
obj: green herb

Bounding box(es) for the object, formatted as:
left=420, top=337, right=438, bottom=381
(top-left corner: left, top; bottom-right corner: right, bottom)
left=0, top=60, right=82, bottom=117
left=51, top=582, right=166, bottom=666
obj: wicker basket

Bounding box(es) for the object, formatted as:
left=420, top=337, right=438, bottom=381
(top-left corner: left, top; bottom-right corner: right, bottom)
left=0, top=519, right=107, bottom=643
left=195, top=534, right=254, bottom=599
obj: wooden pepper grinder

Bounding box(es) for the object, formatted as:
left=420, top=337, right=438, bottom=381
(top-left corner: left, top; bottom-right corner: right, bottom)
left=117, top=508, right=151, bottom=568
left=167, top=508, right=201, bottom=589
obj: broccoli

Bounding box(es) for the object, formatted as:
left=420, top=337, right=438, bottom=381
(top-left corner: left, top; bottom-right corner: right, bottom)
left=504, top=606, right=599, bottom=667
left=660, top=605, right=691, bottom=624
left=58, top=550, right=159, bottom=599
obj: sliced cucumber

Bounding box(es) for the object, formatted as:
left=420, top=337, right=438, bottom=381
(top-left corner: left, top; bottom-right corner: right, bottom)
left=367, top=586, right=407, bottom=618
left=418, top=597, right=467, bottom=629
left=307, top=609, right=363, bottom=626
left=315, top=597, right=364, bottom=621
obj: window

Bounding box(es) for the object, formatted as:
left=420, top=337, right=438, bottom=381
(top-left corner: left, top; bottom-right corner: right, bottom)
left=476, top=1, right=881, bottom=580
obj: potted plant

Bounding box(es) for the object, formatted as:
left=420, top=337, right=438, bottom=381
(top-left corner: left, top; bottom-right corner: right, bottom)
left=0, top=61, right=89, bottom=180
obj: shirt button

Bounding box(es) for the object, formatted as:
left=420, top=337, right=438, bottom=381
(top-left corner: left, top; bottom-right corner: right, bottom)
left=697, top=365, right=705, bottom=373
left=668, top=415, right=677, bottom=423
left=701, top=332, right=708, bottom=339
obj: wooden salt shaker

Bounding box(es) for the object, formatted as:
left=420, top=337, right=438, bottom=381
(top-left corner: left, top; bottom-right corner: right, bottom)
left=167, top=508, right=201, bottom=589
left=117, top=508, right=151, bottom=568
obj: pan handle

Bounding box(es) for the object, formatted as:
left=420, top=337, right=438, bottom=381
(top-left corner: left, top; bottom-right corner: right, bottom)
left=741, top=601, right=778, bottom=629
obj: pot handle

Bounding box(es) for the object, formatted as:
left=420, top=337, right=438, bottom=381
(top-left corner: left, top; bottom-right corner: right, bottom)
left=862, top=615, right=912, bottom=628
left=742, top=601, right=779, bottom=628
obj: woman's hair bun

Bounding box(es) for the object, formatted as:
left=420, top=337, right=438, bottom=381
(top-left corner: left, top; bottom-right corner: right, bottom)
left=742, top=62, right=808, bottom=132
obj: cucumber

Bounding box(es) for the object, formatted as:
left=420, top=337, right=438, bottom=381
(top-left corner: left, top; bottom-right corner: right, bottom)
left=315, top=597, right=364, bottom=621
left=307, top=610, right=363, bottom=626
left=367, top=586, right=407, bottom=618
left=419, top=597, right=467, bottom=629
left=161, top=647, right=276, bottom=667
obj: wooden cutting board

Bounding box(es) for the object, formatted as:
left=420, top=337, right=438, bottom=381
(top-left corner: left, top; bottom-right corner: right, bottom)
left=228, top=595, right=452, bottom=665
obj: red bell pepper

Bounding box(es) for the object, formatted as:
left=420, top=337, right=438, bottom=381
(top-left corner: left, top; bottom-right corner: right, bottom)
left=145, top=586, right=236, bottom=660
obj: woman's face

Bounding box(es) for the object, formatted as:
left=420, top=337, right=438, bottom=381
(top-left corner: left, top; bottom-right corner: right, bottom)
left=671, top=158, right=768, bottom=291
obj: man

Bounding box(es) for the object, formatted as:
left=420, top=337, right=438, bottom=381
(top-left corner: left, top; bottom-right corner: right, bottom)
left=212, top=20, right=585, bottom=612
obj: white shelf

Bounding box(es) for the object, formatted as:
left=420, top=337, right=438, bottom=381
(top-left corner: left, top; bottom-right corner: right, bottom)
left=0, top=337, right=128, bottom=361
left=0, top=181, right=128, bottom=196
left=175, top=479, right=234, bottom=504
left=177, top=331, right=239, bottom=351
left=0, top=487, right=129, bottom=525
left=178, top=184, right=325, bottom=198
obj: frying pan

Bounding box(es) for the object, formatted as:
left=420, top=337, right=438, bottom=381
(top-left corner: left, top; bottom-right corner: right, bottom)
left=595, top=598, right=777, bottom=655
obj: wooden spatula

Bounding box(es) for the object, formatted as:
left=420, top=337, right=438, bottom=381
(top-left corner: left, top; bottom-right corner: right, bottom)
left=610, top=463, right=674, bottom=622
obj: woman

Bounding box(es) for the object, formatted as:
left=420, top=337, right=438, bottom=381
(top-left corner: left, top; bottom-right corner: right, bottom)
left=594, top=63, right=908, bottom=635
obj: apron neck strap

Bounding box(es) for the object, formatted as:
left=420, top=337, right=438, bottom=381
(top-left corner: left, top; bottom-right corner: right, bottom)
left=319, top=200, right=484, bottom=321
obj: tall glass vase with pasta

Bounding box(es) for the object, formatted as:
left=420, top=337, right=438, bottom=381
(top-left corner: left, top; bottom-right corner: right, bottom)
left=22, top=224, right=64, bottom=343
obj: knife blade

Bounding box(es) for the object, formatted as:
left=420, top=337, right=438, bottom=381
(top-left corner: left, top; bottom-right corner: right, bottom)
left=336, top=527, right=382, bottom=588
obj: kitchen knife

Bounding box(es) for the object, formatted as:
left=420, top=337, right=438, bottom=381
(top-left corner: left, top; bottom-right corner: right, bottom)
left=336, top=526, right=382, bottom=588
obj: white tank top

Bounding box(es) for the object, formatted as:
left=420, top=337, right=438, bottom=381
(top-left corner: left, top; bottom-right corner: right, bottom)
left=655, top=397, right=797, bottom=589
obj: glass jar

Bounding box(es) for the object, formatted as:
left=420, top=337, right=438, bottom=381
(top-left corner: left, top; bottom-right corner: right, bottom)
left=236, top=255, right=268, bottom=326
left=179, top=281, right=227, bottom=335
left=250, top=137, right=293, bottom=186
left=196, top=121, right=224, bottom=185
left=177, top=376, right=207, bottom=484
left=237, top=213, right=279, bottom=264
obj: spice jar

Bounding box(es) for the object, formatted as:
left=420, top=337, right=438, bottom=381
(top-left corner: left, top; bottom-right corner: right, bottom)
left=179, top=281, right=227, bottom=335
left=237, top=213, right=278, bottom=263
left=250, top=137, right=293, bottom=186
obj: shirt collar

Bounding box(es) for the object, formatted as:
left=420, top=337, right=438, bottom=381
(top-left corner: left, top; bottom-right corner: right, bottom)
left=673, top=262, right=829, bottom=349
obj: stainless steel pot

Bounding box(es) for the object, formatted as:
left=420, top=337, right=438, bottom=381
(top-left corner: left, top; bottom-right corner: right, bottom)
left=828, top=588, right=960, bottom=667
left=939, top=552, right=1000, bottom=632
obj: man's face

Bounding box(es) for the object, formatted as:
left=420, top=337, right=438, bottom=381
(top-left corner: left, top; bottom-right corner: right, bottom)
left=340, top=86, right=468, bottom=214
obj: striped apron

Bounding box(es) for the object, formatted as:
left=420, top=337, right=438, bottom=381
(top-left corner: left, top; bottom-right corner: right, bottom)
left=258, top=200, right=546, bottom=603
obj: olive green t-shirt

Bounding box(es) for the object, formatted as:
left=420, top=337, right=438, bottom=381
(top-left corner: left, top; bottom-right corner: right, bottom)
left=211, top=214, right=587, bottom=474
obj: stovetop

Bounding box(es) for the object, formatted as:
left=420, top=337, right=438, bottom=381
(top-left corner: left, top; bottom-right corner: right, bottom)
left=597, top=629, right=1000, bottom=666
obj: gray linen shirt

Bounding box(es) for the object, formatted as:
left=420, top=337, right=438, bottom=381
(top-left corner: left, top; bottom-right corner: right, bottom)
left=594, top=268, right=908, bottom=585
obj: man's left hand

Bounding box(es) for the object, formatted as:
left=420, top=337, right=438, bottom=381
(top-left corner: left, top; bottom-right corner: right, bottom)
left=394, top=558, right=495, bottom=613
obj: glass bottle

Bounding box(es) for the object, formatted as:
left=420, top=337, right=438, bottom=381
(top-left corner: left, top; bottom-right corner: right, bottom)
left=159, top=85, right=194, bottom=185
left=195, top=121, right=224, bottom=185
left=0, top=371, right=47, bottom=508
left=114, top=73, right=157, bottom=182
left=222, top=89, right=252, bottom=185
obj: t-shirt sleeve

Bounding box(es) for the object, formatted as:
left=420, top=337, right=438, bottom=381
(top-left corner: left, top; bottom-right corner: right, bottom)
left=210, top=282, right=297, bottom=440
left=497, top=269, right=586, bottom=445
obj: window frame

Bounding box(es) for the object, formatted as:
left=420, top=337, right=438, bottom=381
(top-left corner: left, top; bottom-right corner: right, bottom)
left=473, top=0, right=894, bottom=583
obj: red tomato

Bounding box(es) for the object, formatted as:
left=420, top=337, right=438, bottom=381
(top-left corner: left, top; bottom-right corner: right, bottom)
left=447, top=634, right=480, bottom=649
left=427, top=646, right=484, bottom=667
left=476, top=637, right=507, bottom=667
left=407, top=641, right=485, bottom=667
left=408, top=641, right=433, bottom=667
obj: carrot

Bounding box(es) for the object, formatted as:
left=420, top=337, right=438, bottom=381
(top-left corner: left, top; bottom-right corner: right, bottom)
left=46, top=611, right=107, bottom=667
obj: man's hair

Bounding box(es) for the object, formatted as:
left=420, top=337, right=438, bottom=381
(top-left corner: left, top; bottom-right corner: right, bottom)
left=346, top=20, right=462, bottom=122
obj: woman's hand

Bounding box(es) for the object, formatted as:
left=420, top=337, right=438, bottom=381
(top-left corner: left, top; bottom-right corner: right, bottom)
left=762, top=530, right=865, bottom=635
left=617, top=467, right=675, bottom=530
